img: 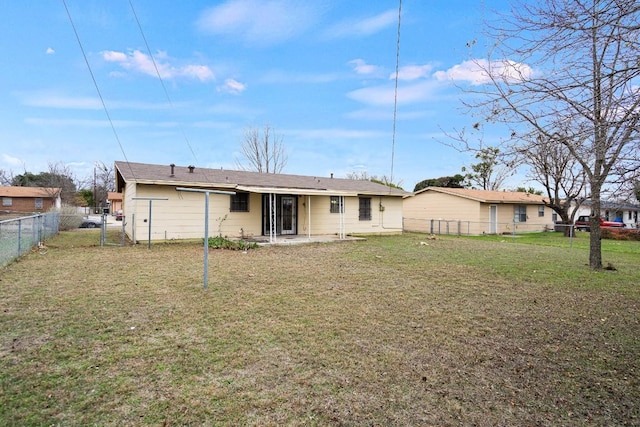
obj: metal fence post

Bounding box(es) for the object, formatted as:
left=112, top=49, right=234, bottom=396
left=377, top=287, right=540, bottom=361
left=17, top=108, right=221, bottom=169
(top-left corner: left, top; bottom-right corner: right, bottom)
left=17, top=219, right=22, bottom=257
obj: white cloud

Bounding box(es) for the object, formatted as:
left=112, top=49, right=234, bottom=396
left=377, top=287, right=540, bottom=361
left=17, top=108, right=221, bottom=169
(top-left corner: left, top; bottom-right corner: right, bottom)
left=16, top=91, right=181, bottom=110
left=19, top=93, right=102, bottom=110
left=218, top=78, right=247, bottom=94
left=101, top=50, right=215, bottom=82
left=259, top=70, right=341, bottom=84
left=286, top=128, right=384, bottom=140
left=2, top=154, right=23, bottom=167
left=433, top=59, right=532, bottom=85
left=348, top=59, right=382, bottom=76
left=347, top=81, right=440, bottom=107
left=324, top=9, right=397, bottom=38
left=23, top=117, right=175, bottom=128
left=197, top=0, right=320, bottom=46
left=391, top=64, right=433, bottom=81
left=45, top=47, right=55, bottom=55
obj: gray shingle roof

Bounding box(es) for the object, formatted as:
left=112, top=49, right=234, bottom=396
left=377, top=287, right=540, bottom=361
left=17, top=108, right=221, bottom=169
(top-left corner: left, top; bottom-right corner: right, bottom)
left=115, top=161, right=408, bottom=197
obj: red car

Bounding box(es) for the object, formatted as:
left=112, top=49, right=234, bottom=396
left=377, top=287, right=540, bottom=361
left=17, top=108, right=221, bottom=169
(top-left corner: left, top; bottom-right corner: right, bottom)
left=574, top=215, right=624, bottom=232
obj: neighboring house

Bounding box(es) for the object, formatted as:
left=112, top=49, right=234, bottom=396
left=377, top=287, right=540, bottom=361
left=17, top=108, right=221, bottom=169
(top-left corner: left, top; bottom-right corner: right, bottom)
left=115, top=161, right=408, bottom=242
left=107, top=192, right=123, bottom=214
left=403, top=187, right=555, bottom=235
left=0, top=186, right=61, bottom=214
left=571, top=200, right=640, bottom=229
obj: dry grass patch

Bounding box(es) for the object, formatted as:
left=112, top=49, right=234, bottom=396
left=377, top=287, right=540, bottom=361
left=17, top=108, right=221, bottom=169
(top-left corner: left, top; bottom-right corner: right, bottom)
left=1, top=231, right=639, bottom=425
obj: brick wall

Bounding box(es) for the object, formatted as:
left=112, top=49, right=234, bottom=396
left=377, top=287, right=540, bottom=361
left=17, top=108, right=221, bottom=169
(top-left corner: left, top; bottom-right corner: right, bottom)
left=1, top=197, right=56, bottom=213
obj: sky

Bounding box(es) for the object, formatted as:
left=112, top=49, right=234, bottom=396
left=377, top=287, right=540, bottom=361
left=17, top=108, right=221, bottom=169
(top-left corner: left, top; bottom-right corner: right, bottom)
left=0, top=0, right=516, bottom=191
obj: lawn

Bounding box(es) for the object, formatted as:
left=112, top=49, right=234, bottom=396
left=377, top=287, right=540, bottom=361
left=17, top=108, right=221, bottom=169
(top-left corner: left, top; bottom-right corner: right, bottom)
left=1, top=231, right=639, bottom=426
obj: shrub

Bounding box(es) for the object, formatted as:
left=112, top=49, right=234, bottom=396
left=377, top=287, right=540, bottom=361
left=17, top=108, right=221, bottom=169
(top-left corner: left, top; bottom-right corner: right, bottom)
left=601, top=227, right=640, bottom=241
left=206, top=236, right=259, bottom=250
left=54, top=205, right=83, bottom=231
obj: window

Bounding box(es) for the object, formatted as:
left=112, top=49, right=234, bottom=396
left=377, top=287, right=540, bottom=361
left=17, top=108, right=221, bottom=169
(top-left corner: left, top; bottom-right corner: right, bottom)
left=2, top=197, right=12, bottom=207
left=230, top=192, right=249, bottom=212
left=514, top=205, right=527, bottom=222
left=538, top=205, right=544, bottom=217
left=359, top=197, right=371, bottom=221
left=35, top=198, right=43, bottom=209
left=330, top=196, right=344, bottom=213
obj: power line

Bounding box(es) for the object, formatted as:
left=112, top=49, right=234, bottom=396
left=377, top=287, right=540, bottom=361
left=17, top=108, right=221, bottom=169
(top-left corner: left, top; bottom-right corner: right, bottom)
left=128, top=0, right=210, bottom=182
left=61, top=0, right=136, bottom=181
left=390, top=0, right=402, bottom=184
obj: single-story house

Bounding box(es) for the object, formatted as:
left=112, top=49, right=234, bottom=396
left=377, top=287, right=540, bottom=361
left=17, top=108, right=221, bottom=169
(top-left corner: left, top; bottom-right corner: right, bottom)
left=0, top=186, right=61, bottom=214
left=107, top=192, right=123, bottom=214
left=115, top=161, right=408, bottom=242
left=403, top=187, right=555, bottom=235
left=571, top=199, right=639, bottom=229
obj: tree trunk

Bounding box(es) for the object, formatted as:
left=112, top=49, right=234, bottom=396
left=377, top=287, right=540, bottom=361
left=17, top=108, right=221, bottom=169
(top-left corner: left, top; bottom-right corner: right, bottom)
left=589, top=190, right=603, bottom=270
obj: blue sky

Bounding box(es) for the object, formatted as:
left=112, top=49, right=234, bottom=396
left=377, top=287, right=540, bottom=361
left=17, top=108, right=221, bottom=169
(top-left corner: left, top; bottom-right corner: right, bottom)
left=1, top=0, right=514, bottom=191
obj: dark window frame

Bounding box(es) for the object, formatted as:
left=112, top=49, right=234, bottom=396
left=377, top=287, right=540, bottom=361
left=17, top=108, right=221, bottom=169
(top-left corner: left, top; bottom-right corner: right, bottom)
left=359, top=197, right=371, bottom=221
left=330, top=196, right=344, bottom=213
left=514, top=205, right=527, bottom=222
left=230, top=192, right=250, bottom=212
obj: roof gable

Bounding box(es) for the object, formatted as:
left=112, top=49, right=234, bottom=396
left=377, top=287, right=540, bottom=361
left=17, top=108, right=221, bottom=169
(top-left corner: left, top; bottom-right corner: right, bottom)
left=115, top=161, right=408, bottom=197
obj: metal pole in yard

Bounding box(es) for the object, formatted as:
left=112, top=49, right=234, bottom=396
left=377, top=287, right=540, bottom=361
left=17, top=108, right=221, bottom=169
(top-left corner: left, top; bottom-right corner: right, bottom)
left=176, top=187, right=235, bottom=290
left=132, top=197, right=168, bottom=249
left=204, top=192, right=209, bottom=287
left=17, top=219, right=22, bottom=257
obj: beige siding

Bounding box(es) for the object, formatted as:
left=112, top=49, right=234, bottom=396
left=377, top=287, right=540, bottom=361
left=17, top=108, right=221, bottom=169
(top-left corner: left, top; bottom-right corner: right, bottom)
left=403, top=192, right=483, bottom=234
left=123, top=184, right=403, bottom=242
left=404, top=192, right=556, bottom=235
left=296, top=195, right=401, bottom=235
left=486, top=203, right=555, bottom=234
left=127, top=184, right=245, bottom=241
left=219, top=192, right=263, bottom=239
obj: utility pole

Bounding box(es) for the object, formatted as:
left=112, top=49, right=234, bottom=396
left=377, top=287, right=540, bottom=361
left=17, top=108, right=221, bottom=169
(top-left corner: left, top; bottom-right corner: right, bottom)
left=93, top=166, right=97, bottom=214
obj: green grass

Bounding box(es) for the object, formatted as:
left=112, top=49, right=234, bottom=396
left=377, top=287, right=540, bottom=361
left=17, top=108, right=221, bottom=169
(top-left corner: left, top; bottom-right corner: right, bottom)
left=0, top=230, right=638, bottom=425
left=469, top=229, right=640, bottom=252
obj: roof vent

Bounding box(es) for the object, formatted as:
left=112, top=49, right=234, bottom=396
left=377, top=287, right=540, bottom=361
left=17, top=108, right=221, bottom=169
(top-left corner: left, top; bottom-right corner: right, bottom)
left=330, top=173, right=334, bottom=179
left=188, top=165, right=195, bottom=173
left=170, top=163, right=175, bottom=177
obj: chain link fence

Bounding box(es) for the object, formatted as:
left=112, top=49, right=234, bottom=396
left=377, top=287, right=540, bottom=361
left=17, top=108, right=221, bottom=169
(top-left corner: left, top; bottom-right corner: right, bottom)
left=0, top=212, right=59, bottom=267
left=403, top=217, right=556, bottom=236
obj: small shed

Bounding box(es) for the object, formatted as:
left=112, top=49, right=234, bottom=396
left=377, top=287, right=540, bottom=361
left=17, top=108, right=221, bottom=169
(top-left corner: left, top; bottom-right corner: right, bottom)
left=403, top=187, right=555, bottom=235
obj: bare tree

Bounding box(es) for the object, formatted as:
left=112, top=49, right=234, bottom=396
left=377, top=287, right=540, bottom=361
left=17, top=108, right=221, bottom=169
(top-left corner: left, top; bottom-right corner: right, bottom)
left=93, top=161, right=115, bottom=211
left=0, top=169, right=14, bottom=186
left=345, top=171, right=370, bottom=181
left=236, top=125, right=287, bottom=173
left=466, top=0, right=640, bottom=269
left=346, top=171, right=404, bottom=190
left=520, top=132, right=588, bottom=236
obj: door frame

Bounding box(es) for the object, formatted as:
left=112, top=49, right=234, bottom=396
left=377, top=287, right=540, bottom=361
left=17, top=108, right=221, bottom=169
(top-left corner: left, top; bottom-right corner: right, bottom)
left=489, top=205, right=498, bottom=234
left=262, top=194, right=298, bottom=236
